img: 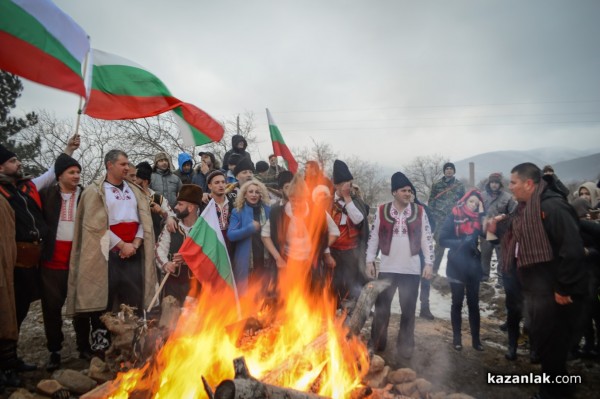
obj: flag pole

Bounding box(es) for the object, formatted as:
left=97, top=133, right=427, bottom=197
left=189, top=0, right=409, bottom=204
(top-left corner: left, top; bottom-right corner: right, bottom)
left=73, top=44, right=91, bottom=137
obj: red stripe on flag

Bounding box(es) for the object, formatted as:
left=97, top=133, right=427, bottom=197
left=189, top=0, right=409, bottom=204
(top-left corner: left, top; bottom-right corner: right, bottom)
left=85, top=89, right=182, bottom=120
left=0, top=31, right=85, bottom=97
left=179, top=103, right=225, bottom=142
left=272, top=141, right=298, bottom=173
left=178, top=237, right=230, bottom=292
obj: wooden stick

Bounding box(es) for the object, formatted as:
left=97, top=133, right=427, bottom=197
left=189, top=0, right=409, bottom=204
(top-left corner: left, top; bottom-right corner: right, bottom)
left=146, top=272, right=170, bottom=312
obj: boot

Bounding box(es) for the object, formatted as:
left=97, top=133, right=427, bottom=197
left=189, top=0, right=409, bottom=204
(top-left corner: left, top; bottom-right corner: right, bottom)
left=505, top=346, right=517, bottom=361
left=419, top=306, right=435, bottom=320
left=46, top=352, right=61, bottom=372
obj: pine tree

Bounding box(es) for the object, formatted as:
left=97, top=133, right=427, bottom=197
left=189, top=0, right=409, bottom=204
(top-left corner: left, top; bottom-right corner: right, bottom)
left=0, top=70, right=41, bottom=175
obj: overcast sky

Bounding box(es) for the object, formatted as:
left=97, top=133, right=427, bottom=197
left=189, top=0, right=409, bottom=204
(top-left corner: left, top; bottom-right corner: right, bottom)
left=14, top=0, right=600, bottom=167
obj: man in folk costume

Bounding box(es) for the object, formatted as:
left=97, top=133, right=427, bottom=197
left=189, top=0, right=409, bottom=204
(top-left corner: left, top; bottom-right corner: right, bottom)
left=0, top=195, right=19, bottom=390
left=366, top=172, right=434, bottom=360
left=155, top=185, right=203, bottom=306
left=0, top=138, right=79, bottom=374
left=329, top=160, right=370, bottom=307
left=491, top=163, right=586, bottom=399
left=206, top=170, right=236, bottom=257
left=39, top=154, right=91, bottom=371
left=424, top=162, right=465, bottom=319
left=66, top=150, right=157, bottom=354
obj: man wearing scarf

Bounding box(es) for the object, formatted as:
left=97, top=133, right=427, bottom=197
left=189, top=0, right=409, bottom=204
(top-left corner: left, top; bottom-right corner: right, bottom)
left=494, top=163, right=586, bottom=399
left=329, top=160, right=370, bottom=308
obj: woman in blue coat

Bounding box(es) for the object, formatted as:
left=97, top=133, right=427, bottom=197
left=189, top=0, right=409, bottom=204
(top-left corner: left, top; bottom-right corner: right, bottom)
left=440, top=189, right=485, bottom=351
left=227, top=179, right=271, bottom=295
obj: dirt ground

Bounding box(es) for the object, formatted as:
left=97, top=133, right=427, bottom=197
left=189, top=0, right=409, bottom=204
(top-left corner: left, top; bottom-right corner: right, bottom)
left=4, top=272, right=600, bottom=399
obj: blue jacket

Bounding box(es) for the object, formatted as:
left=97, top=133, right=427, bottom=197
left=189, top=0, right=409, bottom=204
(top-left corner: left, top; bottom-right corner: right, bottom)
left=227, top=202, right=270, bottom=293
left=174, top=153, right=195, bottom=185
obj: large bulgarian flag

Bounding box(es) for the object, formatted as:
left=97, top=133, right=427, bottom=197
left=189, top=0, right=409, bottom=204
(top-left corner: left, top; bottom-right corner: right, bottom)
left=179, top=199, right=236, bottom=292
left=266, top=108, right=298, bottom=173
left=0, top=0, right=90, bottom=97
left=84, top=49, right=224, bottom=146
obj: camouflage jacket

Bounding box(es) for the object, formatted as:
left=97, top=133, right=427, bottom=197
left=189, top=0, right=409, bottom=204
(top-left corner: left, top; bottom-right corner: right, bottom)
left=427, top=177, right=465, bottom=226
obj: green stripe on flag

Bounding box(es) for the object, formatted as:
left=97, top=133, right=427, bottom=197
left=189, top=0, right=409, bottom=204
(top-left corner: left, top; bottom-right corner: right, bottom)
left=172, top=106, right=213, bottom=146
left=0, top=1, right=82, bottom=76
left=91, top=64, right=173, bottom=97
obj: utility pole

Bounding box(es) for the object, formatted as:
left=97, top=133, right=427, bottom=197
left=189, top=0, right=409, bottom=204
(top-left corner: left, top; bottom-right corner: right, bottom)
left=236, top=114, right=240, bottom=134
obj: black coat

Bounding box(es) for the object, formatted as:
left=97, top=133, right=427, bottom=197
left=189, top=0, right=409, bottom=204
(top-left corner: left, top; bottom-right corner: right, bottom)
left=439, top=213, right=482, bottom=282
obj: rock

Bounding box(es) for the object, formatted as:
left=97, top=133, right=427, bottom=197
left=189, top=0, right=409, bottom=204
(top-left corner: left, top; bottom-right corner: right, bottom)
left=366, top=365, right=390, bottom=388
left=8, top=389, right=35, bottom=399
left=80, top=382, right=117, bottom=399
left=52, top=369, right=98, bottom=395
left=369, top=354, right=385, bottom=373
left=387, top=367, right=417, bottom=384
left=395, top=381, right=417, bottom=395
left=446, top=394, right=476, bottom=399
left=415, top=378, right=433, bottom=395
left=36, top=379, right=65, bottom=396
left=88, top=357, right=115, bottom=383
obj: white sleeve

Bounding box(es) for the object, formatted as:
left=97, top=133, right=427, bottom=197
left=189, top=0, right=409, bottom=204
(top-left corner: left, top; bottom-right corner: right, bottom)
left=261, top=219, right=271, bottom=237
left=345, top=201, right=365, bottom=225
left=155, top=227, right=172, bottom=269
left=135, top=223, right=144, bottom=239
left=421, top=210, right=434, bottom=266
left=32, top=167, right=56, bottom=191
left=326, top=213, right=340, bottom=236
left=366, top=208, right=380, bottom=263
left=109, top=231, right=121, bottom=249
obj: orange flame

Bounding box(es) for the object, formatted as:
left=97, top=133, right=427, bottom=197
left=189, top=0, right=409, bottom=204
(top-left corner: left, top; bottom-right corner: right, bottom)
left=108, top=179, right=369, bottom=398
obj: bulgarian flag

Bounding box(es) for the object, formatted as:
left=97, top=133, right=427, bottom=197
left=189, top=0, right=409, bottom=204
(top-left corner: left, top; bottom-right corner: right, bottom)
left=266, top=108, right=298, bottom=173
left=84, top=49, right=224, bottom=146
left=179, top=199, right=237, bottom=293
left=0, top=0, right=90, bottom=97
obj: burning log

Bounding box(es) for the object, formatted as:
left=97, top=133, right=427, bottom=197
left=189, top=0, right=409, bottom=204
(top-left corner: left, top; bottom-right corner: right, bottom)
left=345, top=279, right=391, bottom=336
left=213, top=357, right=328, bottom=399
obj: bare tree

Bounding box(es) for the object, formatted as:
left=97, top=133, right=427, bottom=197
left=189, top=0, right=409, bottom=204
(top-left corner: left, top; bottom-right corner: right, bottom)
left=344, top=155, right=387, bottom=207
left=293, top=138, right=338, bottom=174
left=402, top=154, right=449, bottom=203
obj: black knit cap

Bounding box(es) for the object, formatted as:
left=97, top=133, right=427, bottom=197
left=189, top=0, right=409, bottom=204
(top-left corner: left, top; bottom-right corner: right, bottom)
left=177, top=184, right=203, bottom=206
left=206, top=170, right=225, bottom=185
left=391, top=172, right=415, bottom=193
left=277, top=170, right=294, bottom=189
left=54, top=153, right=81, bottom=180
left=136, top=161, right=152, bottom=181
left=332, top=159, right=353, bottom=184
left=0, top=144, right=17, bottom=165
left=228, top=153, right=242, bottom=166
left=443, top=162, right=456, bottom=172
left=233, top=157, right=254, bottom=177
left=255, top=160, right=269, bottom=173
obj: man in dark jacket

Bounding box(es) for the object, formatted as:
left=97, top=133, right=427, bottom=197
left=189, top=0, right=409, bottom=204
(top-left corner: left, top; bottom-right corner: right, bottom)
left=222, top=134, right=252, bottom=171
left=151, top=152, right=182, bottom=208
left=495, top=163, right=586, bottom=399
left=39, top=154, right=91, bottom=370
left=174, top=153, right=195, bottom=184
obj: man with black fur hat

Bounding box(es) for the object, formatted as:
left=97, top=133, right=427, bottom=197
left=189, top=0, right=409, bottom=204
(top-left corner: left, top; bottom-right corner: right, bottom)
left=0, top=136, right=80, bottom=377
left=39, top=153, right=91, bottom=370
left=156, top=185, right=203, bottom=305
left=222, top=134, right=252, bottom=171
left=329, top=159, right=370, bottom=308
left=367, top=172, right=434, bottom=360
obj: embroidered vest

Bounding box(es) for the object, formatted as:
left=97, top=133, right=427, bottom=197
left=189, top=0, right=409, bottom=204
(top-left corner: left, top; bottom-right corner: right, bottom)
left=378, top=202, right=423, bottom=257
left=169, top=228, right=192, bottom=282
left=331, top=201, right=361, bottom=250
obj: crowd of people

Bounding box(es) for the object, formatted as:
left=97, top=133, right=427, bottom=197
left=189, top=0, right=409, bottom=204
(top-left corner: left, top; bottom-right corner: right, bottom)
left=1, top=133, right=598, bottom=399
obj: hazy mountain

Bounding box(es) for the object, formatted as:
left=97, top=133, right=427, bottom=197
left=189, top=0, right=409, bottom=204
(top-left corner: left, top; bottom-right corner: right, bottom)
left=454, top=148, right=600, bottom=183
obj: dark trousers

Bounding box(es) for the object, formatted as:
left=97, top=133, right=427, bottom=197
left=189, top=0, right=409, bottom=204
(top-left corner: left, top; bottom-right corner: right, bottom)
left=40, top=267, right=90, bottom=353
left=449, top=277, right=481, bottom=345
left=371, top=273, right=420, bottom=352
left=13, top=267, right=39, bottom=330
left=331, top=247, right=364, bottom=305
left=107, top=250, right=144, bottom=314
left=432, top=241, right=446, bottom=274
left=529, top=294, right=582, bottom=398
left=503, top=267, right=523, bottom=350
left=480, top=239, right=501, bottom=279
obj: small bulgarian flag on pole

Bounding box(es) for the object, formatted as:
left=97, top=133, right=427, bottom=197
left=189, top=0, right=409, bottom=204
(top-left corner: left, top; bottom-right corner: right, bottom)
left=266, top=108, right=298, bottom=173
left=84, top=49, right=224, bottom=146
left=178, top=199, right=241, bottom=318
left=0, top=0, right=90, bottom=97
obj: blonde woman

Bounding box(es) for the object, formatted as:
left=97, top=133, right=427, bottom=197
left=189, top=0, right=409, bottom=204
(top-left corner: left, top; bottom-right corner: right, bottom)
left=227, top=179, right=271, bottom=294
